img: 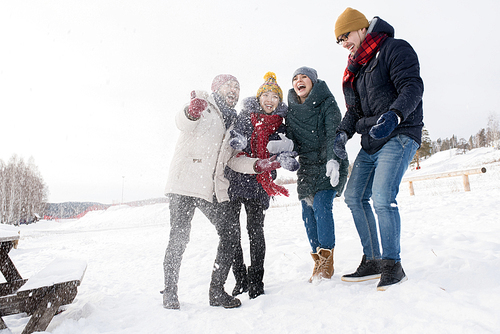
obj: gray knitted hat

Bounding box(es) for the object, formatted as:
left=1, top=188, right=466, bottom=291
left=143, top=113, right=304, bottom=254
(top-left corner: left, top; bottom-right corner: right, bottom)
left=292, top=66, right=318, bottom=84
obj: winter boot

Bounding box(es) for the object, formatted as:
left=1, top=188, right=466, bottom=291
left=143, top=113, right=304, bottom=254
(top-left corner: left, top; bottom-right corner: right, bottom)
left=316, top=248, right=334, bottom=280
left=163, top=288, right=180, bottom=310
left=309, top=248, right=334, bottom=282
left=247, top=266, right=265, bottom=299
left=377, top=259, right=408, bottom=291
left=308, top=251, right=320, bottom=283
left=209, top=285, right=241, bottom=308
left=232, top=265, right=249, bottom=297
left=341, top=255, right=382, bottom=282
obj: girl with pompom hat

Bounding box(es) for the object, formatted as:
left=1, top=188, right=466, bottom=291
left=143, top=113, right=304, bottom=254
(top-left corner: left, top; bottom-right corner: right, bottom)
left=225, top=72, right=299, bottom=299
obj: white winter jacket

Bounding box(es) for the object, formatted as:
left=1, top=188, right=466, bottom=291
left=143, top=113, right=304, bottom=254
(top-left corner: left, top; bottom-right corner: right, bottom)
left=165, top=90, right=257, bottom=203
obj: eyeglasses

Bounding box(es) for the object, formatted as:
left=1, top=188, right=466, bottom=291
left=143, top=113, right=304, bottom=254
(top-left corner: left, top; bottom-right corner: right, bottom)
left=336, top=32, right=350, bottom=45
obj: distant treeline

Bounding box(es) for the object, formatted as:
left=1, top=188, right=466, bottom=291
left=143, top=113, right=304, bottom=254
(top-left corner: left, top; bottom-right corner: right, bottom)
left=45, top=202, right=110, bottom=219
left=45, top=198, right=168, bottom=219
left=413, top=113, right=500, bottom=167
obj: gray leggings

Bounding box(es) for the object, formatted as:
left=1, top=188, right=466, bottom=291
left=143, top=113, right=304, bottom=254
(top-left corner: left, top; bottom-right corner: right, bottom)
left=163, top=194, right=240, bottom=295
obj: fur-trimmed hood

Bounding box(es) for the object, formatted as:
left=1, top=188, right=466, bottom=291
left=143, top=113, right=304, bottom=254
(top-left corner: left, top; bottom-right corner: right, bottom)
left=242, top=96, right=288, bottom=118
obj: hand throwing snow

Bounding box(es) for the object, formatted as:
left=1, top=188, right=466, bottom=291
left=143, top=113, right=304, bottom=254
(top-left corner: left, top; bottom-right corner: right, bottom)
left=187, top=90, right=208, bottom=120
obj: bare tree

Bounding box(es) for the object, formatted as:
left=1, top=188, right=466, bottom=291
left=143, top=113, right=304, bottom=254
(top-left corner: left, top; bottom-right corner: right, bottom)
left=476, top=129, right=487, bottom=148
left=487, top=112, right=500, bottom=147
left=457, top=138, right=469, bottom=154
left=0, top=155, right=48, bottom=225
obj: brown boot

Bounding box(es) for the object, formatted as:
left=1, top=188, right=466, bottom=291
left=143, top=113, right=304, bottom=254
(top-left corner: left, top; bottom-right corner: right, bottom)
left=308, top=250, right=320, bottom=283
left=315, top=248, right=334, bottom=281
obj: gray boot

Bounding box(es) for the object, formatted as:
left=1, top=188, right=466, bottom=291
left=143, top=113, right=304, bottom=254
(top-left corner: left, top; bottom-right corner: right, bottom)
left=209, top=285, right=241, bottom=308
left=163, top=287, right=180, bottom=309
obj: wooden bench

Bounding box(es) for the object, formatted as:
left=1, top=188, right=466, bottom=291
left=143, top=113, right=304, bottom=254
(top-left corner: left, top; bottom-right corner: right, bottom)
left=0, top=226, right=87, bottom=334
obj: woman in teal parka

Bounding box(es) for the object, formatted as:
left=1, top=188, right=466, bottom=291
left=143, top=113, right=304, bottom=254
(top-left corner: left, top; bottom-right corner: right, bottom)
left=286, top=66, right=349, bottom=283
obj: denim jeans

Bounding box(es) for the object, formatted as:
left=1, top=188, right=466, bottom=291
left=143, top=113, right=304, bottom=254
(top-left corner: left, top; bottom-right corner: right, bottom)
left=301, top=189, right=337, bottom=252
left=344, top=135, right=418, bottom=262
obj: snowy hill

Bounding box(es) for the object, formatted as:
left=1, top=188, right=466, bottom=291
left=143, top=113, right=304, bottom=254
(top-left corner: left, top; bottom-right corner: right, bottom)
left=406, top=147, right=500, bottom=175
left=3, top=148, right=500, bottom=333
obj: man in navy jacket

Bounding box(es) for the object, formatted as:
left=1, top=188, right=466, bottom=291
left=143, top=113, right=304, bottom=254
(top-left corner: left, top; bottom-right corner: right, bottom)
left=333, top=8, right=423, bottom=291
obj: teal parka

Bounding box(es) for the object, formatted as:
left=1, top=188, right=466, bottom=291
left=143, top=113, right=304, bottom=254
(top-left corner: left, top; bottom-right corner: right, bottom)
left=286, top=79, right=349, bottom=200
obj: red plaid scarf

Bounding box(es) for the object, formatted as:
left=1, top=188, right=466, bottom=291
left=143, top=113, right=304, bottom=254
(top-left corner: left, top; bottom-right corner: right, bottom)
left=342, top=32, right=387, bottom=110
left=250, top=112, right=289, bottom=197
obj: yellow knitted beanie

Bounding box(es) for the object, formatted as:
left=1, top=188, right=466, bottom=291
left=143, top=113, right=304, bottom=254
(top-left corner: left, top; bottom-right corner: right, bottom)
left=256, top=72, right=283, bottom=101
left=335, top=7, right=369, bottom=39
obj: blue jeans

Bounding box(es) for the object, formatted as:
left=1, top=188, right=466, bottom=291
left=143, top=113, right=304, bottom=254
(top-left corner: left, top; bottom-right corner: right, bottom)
left=344, top=135, right=418, bottom=262
left=301, top=189, right=337, bottom=252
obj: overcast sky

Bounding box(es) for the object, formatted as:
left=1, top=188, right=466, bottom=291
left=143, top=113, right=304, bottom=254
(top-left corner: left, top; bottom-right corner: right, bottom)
left=1, top=0, right=499, bottom=204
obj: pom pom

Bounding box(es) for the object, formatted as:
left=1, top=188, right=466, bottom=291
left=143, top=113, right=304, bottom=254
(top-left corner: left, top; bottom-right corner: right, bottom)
left=257, top=72, right=282, bottom=101
left=263, top=72, right=277, bottom=82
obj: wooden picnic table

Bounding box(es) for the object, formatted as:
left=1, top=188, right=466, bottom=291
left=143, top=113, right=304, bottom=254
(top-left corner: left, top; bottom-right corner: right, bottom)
left=0, top=224, right=87, bottom=334
left=0, top=225, right=25, bottom=296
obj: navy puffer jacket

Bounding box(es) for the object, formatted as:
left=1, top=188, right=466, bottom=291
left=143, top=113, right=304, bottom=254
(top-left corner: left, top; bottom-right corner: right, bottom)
left=224, top=97, right=287, bottom=210
left=338, top=17, right=424, bottom=154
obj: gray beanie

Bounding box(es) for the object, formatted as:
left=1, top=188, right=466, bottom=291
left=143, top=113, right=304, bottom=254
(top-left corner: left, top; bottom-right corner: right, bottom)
left=292, top=66, right=318, bottom=84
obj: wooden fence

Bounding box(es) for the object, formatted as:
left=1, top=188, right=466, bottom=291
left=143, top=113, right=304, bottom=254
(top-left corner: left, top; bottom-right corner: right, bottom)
left=402, top=167, right=487, bottom=196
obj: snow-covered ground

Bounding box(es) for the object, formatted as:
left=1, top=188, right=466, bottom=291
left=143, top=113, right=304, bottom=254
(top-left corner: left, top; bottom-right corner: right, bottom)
left=3, top=147, right=500, bottom=334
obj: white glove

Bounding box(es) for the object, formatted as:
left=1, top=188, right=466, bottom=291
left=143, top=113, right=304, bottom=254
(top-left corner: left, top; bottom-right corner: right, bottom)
left=325, top=159, right=340, bottom=187
left=267, top=133, right=294, bottom=154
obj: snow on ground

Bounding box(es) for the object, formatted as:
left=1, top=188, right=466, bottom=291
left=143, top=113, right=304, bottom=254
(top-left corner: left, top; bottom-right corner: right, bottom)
left=2, top=148, right=500, bottom=333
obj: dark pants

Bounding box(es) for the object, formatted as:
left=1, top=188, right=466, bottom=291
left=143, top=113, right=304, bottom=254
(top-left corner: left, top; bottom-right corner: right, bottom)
left=229, top=197, right=266, bottom=281
left=163, top=194, right=240, bottom=296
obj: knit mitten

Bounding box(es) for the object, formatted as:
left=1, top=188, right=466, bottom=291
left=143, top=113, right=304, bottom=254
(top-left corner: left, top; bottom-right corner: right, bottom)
left=229, top=130, right=247, bottom=150
left=333, top=132, right=348, bottom=160
left=254, top=156, right=281, bottom=173
left=325, top=159, right=340, bottom=187
left=277, top=151, right=299, bottom=172
left=266, top=133, right=294, bottom=154
left=187, top=90, right=208, bottom=119
left=369, top=110, right=400, bottom=140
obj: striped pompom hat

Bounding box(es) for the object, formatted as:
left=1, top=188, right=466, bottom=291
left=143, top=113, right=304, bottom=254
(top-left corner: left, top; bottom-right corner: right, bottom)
left=256, top=72, right=283, bottom=101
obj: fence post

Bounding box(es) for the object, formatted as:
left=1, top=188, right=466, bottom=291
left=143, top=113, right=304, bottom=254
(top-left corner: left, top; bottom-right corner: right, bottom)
left=463, top=174, right=470, bottom=191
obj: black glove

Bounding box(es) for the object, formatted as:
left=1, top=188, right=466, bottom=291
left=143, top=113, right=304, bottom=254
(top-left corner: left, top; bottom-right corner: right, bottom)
left=333, top=132, right=348, bottom=160
left=369, top=110, right=399, bottom=140
left=229, top=130, right=247, bottom=150
left=277, top=151, right=300, bottom=171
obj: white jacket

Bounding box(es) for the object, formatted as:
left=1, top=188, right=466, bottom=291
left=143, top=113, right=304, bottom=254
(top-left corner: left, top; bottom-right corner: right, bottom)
left=165, top=90, right=257, bottom=203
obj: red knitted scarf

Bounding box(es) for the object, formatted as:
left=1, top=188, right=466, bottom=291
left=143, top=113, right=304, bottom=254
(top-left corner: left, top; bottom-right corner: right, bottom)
left=342, top=32, right=387, bottom=110
left=250, top=112, right=289, bottom=197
